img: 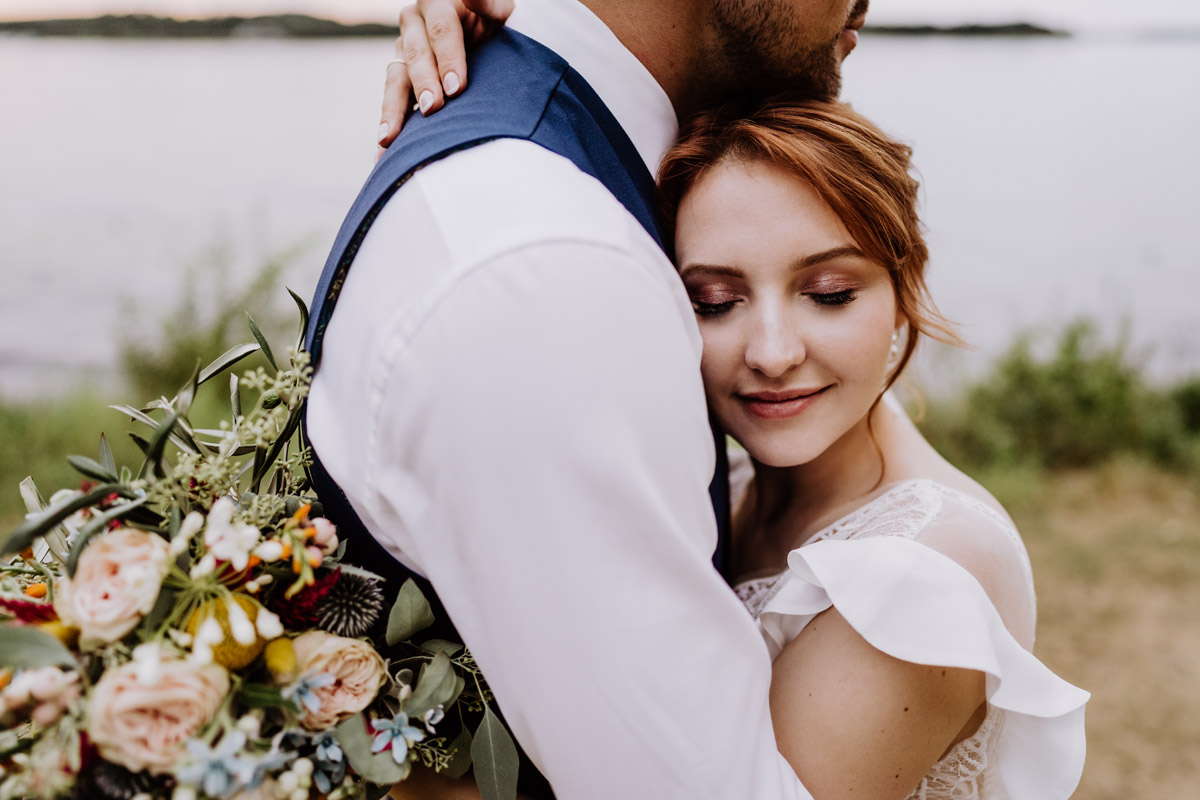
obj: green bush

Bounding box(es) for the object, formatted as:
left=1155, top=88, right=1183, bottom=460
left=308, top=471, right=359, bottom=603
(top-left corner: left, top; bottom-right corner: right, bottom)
left=920, top=320, right=1195, bottom=469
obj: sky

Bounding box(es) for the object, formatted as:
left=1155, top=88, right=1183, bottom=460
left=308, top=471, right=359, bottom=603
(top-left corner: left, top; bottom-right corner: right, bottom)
left=2, top=0, right=1200, bottom=31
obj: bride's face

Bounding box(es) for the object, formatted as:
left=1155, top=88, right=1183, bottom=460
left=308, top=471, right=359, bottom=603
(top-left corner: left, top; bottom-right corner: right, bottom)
left=675, top=158, right=899, bottom=468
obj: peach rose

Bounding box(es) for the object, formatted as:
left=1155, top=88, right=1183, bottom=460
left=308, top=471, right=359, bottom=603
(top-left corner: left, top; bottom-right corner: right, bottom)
left=291, top=632, right=385, bottom=730
left=87, top=659, right=229, bottom=774
left=55, top=527, right=170, bottom=647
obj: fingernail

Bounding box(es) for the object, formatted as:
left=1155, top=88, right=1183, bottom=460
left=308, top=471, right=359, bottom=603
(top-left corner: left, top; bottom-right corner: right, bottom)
left=418, top=90, right=434, bottom=115
left=377, top=122, right=390, bottom=143
left=443, top=71, right=460, bottom=96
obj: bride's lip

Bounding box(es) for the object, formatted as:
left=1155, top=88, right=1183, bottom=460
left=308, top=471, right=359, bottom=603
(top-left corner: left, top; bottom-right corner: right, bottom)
left=738, top=387, right=829, bottom=420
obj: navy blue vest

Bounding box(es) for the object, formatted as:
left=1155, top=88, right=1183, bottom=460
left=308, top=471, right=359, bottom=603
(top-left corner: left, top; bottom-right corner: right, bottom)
left=302, top=29, right=730, bottom=797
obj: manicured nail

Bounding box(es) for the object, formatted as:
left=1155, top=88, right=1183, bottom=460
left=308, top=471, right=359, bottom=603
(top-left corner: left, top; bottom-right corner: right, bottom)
left=418, top=90, right=434, bottom=114
left=443, top=71, right=460, bottom=96
left=377, top=122, right=390, bottom=143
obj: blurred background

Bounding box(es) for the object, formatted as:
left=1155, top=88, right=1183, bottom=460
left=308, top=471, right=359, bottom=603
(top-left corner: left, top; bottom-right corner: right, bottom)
left=1, top=1, right=1198, bottom=797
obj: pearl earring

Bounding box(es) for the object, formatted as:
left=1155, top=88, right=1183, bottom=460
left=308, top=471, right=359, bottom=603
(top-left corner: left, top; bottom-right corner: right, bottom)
left=887, top=330, right=901, bottom=368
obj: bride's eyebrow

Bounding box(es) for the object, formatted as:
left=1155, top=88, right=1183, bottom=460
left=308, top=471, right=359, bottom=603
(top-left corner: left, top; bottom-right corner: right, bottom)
left=679, top=264, right=743, bottom=280
left=790, top=245, right=868, bottom=270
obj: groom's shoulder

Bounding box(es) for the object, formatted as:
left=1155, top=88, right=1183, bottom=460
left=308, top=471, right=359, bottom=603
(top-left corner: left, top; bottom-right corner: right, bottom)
left=405, top=136, right=652, bottom=266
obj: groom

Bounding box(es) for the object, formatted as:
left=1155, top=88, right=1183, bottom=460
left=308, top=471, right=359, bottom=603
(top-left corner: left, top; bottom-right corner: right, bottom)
left=305, top=1, right=867, bottom=797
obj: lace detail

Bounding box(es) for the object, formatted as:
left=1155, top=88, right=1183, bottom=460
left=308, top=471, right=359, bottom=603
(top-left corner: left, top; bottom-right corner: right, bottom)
left=732, top=479, right=1027, bottom=800
left=905, top=704, right=1004, bottom=800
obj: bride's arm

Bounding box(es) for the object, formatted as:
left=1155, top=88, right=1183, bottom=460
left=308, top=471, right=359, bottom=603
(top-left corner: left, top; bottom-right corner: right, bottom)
left=378, top=0, right=513, bottom=151
left=769, top=610, right=985, bottom=800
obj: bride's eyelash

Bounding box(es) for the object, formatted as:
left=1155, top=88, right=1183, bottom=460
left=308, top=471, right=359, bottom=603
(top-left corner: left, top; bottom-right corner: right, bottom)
left=809, top=290, right=856, bottom=307
left=693, top=300, right=738, bottom=318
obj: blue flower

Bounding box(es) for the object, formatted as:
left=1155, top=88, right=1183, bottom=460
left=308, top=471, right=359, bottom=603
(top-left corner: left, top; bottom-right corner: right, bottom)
left=370, top=713, right=426, bottom=765
left=312, top=733, right=346, bottom=794
left=282, top=672, right=336, bottom=714
left=175, top=731, right=257, bottom=799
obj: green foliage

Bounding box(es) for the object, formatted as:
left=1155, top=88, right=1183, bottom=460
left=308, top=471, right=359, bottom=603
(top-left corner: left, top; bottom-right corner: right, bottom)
left=920, top=320, right=1197, bottom=469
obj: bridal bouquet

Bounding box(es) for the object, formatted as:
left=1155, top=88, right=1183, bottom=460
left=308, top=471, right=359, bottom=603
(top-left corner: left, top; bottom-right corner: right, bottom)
left=0, top=298, right=517, bottom=800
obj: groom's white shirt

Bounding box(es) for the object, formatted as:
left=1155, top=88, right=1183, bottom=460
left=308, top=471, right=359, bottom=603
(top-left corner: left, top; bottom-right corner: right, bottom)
left=307, top=1, right=811, bottom=797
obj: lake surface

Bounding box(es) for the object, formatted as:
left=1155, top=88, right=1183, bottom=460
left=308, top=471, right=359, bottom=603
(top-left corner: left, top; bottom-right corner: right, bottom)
left=2, top=33, right=1198, bottom=397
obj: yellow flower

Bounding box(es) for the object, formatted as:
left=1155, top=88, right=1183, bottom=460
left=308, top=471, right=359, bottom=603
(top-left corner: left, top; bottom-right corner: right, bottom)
left=264, top=637, right=298, bottom=683
left=185, top=594, right=266, bottom=670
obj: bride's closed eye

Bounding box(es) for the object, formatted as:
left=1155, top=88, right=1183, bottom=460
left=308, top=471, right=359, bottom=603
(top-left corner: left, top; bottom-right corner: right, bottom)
left=688, top=285, right=741, bottom=318
left=808, top=289, right=857, bottom=307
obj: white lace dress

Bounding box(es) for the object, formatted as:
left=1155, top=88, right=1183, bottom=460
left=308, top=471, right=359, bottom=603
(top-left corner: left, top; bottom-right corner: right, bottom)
left=732, top=473, right=1089, bottom=800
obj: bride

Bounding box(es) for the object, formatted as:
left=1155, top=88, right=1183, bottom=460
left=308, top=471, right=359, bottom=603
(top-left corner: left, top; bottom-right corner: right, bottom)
left=378, top=7, right=1088, bottom=800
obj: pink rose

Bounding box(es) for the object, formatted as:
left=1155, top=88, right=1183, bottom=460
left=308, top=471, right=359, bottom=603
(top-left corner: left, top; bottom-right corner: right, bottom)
left=310, top=517, right=339, bottom=555
left=55, top=528, right=170, bottom=647
left=291, top=632, right=385, bottom=730
left=87, top=659, right=229, bottom=774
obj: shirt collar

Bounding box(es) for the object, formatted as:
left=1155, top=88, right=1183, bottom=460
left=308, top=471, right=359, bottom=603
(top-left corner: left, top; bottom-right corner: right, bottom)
left=509, top=0, right=679, bottom=176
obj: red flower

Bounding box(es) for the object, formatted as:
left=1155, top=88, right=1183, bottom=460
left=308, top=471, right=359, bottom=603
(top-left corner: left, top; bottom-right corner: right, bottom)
left=269, top=569, right=342, bottom=629
left=0, top=596, right=58, bottom=624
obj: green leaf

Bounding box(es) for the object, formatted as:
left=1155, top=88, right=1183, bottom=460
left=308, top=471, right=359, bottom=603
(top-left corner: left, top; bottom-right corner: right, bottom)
left=334, top=714, right=412, bottom=785
left=174, top=361, right=202, bottom=418
left=246, top=312, right=277, bottom=370
left=139, top=411, right=179, bottom=480
left=250, top=406, right=303, bottom=491
left=405, top=651, right=457, bottom=720
left=471, top=708, right=519, bottom=800
left=128, top=431, right=151, bottom=456
left=230, top=372, right=242, bottom=420
left=240, top=683, right=301, bottom=713
left=67, top=455, right=119, bottom=483
left=111, top=405, right=199, bottom=454
left=198, top=342, right=260, bottom=386
left=18, top=477, right=69, bottom=564
left=442, top=725, right=473, bottom=780
left=65, top=496, right=151, bottom=577
left=386, top=579, right=436, bottom=646
left=419, top=639, right=464, bottom=657
left=2, top=482, right=133, bottom=557
left=138, top=584, right=177, bottom=637
left=98, top=434, right=117, bottom=476
left=288, top=287, right=311, bottom=351
left=0, top=627, right=76, bottom=670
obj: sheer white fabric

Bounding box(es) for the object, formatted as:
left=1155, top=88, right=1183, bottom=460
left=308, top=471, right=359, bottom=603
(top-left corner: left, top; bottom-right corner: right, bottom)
left=733, top=474, right=1089, bottom=800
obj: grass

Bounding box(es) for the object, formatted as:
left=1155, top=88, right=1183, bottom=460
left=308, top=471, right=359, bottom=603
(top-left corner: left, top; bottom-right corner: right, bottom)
left=973, top=459, right=1200, bottom=799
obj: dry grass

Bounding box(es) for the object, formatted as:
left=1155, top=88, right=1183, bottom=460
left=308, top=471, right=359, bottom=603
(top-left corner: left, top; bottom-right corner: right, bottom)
left=979, top=459, right=1200, bottom=799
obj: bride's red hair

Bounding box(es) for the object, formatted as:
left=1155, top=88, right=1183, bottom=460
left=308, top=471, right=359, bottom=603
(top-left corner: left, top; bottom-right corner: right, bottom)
left=656, top=98, right=963, bottom=388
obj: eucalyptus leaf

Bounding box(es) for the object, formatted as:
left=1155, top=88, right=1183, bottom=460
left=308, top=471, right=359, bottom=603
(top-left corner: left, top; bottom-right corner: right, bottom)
left=65, top=496, right=151, bottom=577
left=405, top=652, right=457, bottom=720
left=98, top=434, right=117, bottom=476
left=111, top=405, right=198, bottom=454
left=128, top=431, right=151, bottom=456
left=67, top=455, right=119, bottom=483
left=288, top=288, right=311, bottom=351
left=442, top=726, right=473, bottom=780
left=471, top=708, right=519, bottom=800
left=334, top=715, right=412, bottom=785
left=246, top=312, right=277, bottom=370
left=0, top=627, right=77, bottom=670
left=198, top=342, right=260, bottom=386
left=419, top=639, right=464, bottom=657
left=2, top=482, right=133, bottom=557
left=387, top=579, right=436, bottom=646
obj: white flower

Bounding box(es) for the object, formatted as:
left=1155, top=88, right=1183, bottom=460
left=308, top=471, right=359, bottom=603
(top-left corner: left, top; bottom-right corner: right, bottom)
left=255, top=608, right=283, bottom=640
left=252, top=540, right=284, bottom=562
left=226, top=596, right=257, bottom=646
left=203, top=498, right=260, bottom=571
left=190, top=553, right=217, bottom=579
left=169, top=511, right=206, bottom=557
left=132, top=642, right=164, bottom=686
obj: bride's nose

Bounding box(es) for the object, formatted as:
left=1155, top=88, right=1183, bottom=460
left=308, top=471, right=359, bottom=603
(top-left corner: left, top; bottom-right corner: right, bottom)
left=744, top=305, right=805, bottom=378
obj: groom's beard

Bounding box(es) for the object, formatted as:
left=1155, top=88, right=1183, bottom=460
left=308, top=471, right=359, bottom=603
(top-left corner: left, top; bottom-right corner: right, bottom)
left=710, top=0, right=863, bottom=101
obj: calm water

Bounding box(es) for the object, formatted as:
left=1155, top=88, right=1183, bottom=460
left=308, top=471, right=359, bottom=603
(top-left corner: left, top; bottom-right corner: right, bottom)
left=2, top=33, right=1199, bottom=397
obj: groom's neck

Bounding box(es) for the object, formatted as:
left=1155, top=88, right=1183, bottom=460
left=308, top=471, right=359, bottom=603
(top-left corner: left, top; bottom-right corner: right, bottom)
left=581, top=0, right=715, bottom=120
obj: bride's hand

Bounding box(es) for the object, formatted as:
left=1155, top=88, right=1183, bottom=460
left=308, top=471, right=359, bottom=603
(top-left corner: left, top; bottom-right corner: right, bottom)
left=378, top=0, right=515, bottom=155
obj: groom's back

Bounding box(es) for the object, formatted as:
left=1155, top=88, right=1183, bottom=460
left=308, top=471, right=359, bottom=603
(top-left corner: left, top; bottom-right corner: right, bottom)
left=303, top=24, right=738, bottom=800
